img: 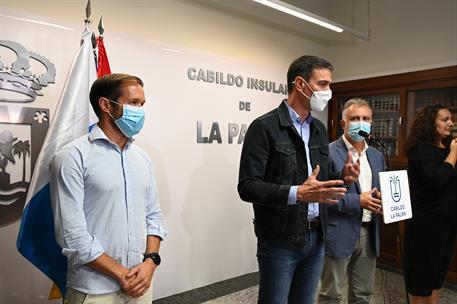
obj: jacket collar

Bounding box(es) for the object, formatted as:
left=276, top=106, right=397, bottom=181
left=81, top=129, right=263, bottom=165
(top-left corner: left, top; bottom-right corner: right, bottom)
left=278, top=99, right=314, bottom=129
left=278, top=100, right=294, bottom=127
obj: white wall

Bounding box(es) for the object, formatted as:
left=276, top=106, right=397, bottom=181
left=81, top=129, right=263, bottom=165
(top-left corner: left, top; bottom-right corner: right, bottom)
left=4, top=0, right=456, bottom=78
left=2, top=0, right=324, bottom=68
left=0, top=9, right=291, bottom=301
left=0, top=1, right=325, bottom=303
left=1, top=0, right=457, bottom=302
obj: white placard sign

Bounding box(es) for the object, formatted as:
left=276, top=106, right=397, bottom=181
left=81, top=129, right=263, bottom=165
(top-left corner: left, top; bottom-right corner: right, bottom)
left=379, top=170, right=413, bottom=224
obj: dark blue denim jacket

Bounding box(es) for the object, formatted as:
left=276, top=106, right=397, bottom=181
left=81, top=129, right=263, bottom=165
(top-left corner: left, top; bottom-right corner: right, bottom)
left=238, top=101, right=339, bottom=249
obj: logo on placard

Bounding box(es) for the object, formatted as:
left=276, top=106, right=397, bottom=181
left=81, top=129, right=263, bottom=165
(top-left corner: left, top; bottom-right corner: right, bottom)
left=389, top=175, right=401, bottom=203
left=0, top=40, right=54, bottom=227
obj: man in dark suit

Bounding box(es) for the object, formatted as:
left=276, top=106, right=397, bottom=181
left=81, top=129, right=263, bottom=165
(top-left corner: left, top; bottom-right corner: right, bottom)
left=319, top=98, right=385, bottom=304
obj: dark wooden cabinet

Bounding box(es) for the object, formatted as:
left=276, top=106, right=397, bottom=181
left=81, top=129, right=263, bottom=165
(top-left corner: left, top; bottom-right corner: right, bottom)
left=327, top=65, right=457, bottom=283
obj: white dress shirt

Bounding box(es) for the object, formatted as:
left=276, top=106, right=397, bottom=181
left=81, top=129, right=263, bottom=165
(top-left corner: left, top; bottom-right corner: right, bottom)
left=342, top=134, right=373, bottom=222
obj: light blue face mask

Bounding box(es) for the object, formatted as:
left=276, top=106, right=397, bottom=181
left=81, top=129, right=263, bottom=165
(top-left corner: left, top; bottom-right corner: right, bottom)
left=348, top=121, right=371, bottom=142
left=108, top=99, right=145, bottom=138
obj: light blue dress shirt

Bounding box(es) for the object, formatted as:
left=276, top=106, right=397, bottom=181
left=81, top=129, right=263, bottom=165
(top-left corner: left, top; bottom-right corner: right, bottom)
left=50, top=124, right=166, bottom=294
left=284, top=101, right=319, bottom=219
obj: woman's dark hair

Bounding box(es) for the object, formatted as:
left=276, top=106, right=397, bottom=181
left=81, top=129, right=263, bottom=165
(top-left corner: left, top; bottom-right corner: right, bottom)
left=405, top=104, right=451, bottom=155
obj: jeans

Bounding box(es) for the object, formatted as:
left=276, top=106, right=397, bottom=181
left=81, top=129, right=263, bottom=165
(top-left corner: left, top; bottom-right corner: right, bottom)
left=257, top=228, right=325, bottom=304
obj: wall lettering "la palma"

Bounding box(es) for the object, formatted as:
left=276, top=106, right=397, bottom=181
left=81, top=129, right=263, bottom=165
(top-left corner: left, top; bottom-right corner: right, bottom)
left=196, top=101, right=250, bottom=144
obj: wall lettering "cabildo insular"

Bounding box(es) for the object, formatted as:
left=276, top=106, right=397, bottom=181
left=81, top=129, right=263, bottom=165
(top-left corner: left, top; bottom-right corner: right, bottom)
left=187, top=67, right=287, bottom=95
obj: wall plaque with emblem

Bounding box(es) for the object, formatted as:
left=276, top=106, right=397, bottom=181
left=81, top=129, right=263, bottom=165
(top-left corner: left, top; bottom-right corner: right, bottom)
left=0, top=40, right=55, bottom=227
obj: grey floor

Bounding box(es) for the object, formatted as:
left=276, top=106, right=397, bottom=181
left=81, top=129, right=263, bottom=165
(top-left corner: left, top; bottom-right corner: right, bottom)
left=203, top=267, right=457, bottom=304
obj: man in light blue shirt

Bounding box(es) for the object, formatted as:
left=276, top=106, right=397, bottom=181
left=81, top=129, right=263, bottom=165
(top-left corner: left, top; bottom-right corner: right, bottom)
left=50, top=74, right=166, bottom=304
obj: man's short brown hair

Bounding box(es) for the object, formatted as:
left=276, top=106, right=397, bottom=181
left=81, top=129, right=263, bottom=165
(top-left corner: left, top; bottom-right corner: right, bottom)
left=89, top=73, right=143, bottom=117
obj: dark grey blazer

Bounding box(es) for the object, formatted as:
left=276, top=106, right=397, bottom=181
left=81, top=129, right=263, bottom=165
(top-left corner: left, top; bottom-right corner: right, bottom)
left=325, top=137, right=385, bottom=258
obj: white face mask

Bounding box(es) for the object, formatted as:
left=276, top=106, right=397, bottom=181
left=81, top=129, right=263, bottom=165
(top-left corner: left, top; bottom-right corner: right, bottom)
left=297, top=78, right=332, bottom=112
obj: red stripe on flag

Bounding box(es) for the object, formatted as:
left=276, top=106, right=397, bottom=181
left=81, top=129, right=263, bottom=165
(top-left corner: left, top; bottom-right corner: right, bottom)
left=97, top=36, right=111, bottom=77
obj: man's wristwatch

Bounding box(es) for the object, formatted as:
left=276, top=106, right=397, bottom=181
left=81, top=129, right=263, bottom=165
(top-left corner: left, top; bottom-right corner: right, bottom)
left=143, top=252, right=161, bottom=266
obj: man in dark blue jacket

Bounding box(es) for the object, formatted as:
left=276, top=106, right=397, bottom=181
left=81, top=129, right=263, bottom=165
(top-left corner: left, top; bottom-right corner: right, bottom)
left=238, top=55, right=360, bottom=304
left=319, top=98, right=384, bottom=304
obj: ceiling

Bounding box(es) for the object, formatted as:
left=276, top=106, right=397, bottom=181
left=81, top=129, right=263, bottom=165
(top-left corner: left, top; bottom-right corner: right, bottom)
left=194, top=0, right=370, bottom=44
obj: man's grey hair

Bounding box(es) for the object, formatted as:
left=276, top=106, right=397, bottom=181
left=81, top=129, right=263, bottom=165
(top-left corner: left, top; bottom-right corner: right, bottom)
left=342, top=98, right=371, bottom=120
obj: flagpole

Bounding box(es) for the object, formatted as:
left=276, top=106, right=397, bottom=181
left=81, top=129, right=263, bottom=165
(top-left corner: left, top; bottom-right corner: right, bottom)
left=98, top=15, right=105, bottom=36
left=96, top=15, right=112, bottom=78
left=17, top=0, right=98, bottom=299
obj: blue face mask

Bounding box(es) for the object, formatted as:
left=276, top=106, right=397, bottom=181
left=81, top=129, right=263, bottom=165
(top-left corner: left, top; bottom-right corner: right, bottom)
left=348, top=121, right=371, bottom=142
left=108, top=99, right=145, bottom=138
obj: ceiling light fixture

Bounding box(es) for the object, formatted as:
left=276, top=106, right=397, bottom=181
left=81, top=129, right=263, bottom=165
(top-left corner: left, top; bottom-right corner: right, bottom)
left=252, top=0, right=370, bottom=41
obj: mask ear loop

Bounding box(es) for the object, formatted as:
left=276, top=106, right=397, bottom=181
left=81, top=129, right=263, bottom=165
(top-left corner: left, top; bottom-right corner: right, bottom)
left=102, top=98, right=120, bottom=121
left=301, top=77, right=314, bottom=93
left=293, top=77, right=312, bottom=100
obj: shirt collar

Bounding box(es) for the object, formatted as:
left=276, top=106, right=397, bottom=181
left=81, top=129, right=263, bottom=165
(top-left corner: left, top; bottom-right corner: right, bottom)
left=284, top=100, right=313, bottom=125
left=342, top=133, right=368, bottom=155
left=89, top=124, right=133, bottom=146
left=89, top=124, right=108, bottom=142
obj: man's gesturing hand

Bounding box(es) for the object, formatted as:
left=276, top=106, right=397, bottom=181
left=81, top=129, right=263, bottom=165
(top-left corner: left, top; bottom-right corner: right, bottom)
left=297, top=165, right=347, bottom=204
left=342, top=153, right=360, bottom=185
